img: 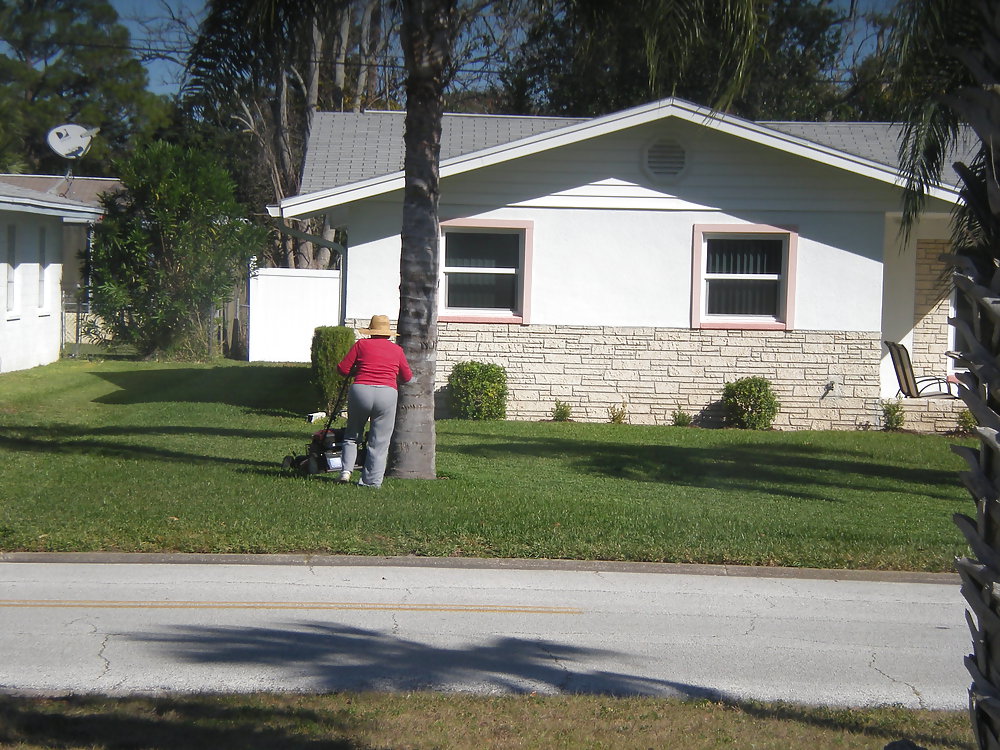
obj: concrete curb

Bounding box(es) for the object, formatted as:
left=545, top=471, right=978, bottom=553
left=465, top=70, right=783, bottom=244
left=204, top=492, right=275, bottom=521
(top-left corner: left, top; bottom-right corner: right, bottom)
left=0, top=552, right=959, bottom=584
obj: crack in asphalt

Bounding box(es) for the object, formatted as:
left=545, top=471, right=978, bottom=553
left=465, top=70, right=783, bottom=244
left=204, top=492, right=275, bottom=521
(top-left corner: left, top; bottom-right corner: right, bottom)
left=539, top=641, right=571, bottom=691
left=96, top=633, right=111, bottom=680
left=870, top=652, right=927, bottom=710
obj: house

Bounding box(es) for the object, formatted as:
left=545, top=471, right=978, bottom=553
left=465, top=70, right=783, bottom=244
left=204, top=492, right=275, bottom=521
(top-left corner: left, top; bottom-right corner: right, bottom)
left=265, top=97, right=972, bottom=431
left=0, top=176, right=107, bottom=373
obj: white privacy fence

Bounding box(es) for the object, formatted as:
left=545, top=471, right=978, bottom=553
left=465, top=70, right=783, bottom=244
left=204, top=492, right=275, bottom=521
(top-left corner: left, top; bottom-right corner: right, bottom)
left=247, top=268, right=341, bottom=362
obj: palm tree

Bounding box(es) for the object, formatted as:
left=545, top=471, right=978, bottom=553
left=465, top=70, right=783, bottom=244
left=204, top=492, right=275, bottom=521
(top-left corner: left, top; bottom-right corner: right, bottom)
left=389, top=0, right=458, bottom=479
left=892, top=2, right=1000, bottom=746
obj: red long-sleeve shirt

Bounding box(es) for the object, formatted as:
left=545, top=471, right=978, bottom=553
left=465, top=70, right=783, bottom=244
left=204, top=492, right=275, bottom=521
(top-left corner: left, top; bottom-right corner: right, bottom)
left=337, top=337, right=413, bottom=389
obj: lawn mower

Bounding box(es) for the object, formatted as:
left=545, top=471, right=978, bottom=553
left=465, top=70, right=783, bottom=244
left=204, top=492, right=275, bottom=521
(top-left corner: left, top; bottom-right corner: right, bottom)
left=282, top=377, right=366, bottom=476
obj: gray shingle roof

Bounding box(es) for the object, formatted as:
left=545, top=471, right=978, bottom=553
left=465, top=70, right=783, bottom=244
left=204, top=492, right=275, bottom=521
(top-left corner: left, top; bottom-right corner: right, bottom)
left=0, top=174, right=119, bottom=207
left=0, top=178, right=105, bottom=213
left=301, top=111, right=583, bottom=193
left=763, top=122, right=975, bottom=187
left=300, top=109, right=976, bottom=195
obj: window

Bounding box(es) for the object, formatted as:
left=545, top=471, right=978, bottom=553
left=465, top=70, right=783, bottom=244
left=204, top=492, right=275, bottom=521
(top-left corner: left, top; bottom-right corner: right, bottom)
left=692, top=224, right=797, bottom=330
left=5, top=225, right=15, bottom=315
left=37, top=226, right=47, bottom=309
left=440, top=219, right=532, bottom=322
left=950, top=286, right=975, bottom=371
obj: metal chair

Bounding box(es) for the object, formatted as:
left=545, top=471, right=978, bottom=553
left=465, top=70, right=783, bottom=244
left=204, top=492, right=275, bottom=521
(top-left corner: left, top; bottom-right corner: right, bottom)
left=883, top=341, right=958, bottom=398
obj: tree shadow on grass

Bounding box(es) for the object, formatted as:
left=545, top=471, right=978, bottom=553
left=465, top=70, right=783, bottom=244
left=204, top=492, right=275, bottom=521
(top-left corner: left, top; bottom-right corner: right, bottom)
left=0, top=694, right=363, bottom=749
left=728, top=701, right=973, bottom=750
left=90, top=365, right=315, bottom=418
left=0, top=694, right=970, bottom=750
left=440, top=431, right=963, bottom=502
left=0, top=424, right=304, bottom=470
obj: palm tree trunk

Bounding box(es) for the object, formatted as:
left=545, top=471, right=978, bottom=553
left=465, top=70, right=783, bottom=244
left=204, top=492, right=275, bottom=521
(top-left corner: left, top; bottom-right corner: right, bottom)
left=388, top=0, right=455, bottom=480
left=951, top=253, right=1000, bottom=750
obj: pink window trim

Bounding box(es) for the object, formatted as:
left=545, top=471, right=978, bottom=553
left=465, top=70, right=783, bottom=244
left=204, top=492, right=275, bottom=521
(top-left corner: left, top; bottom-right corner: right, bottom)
left=440, top=217, right=533, bottom=325
left=690, top=223, right=798, bottom=331
left=439, top=315, right=525, bottom=325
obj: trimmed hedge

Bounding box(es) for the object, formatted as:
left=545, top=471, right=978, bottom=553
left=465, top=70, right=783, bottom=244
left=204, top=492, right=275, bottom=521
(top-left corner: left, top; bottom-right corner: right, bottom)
left=448, top=361, right=508, bottom=420
left=721, top=376, right=780, bottom=430
left=311, top=326, right=356, bottom=415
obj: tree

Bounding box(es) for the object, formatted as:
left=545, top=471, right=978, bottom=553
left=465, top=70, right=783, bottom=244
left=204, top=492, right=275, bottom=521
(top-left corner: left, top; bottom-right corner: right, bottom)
left=890, top=0, right=982, bottom=230
left=726, top=0, right=846, bottom=120
left=388, top=0, right=459, bottom=479
left=183, top=0, right=324, bottom=268
left=89, top=141, right=266, bottom=358
left=182, top=0, right=408, bottom=269
left=889, top=1, right=1000, bottom=747
left=0, top=0, right=169, bottom=175
left=501, top=0, right=776, bottom=116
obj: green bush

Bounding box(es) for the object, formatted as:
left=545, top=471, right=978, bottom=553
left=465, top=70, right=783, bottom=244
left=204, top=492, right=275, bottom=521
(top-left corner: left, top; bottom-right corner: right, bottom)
left=551, top=400, right=573, bottom=421
left=89, top=141, right=266, bottom=359
left=448, top=361, right=508, bottom=420
left=311, top=326, right=355, bottom=415
left=721, top=376, right=780, bottom=430
left=957, top=409, right=977, bottom=436
left=608, top=400, right=629, bottom=424
left=671, top=409, right=693, bottom=427
left=880, top=399, right=905, bottom=431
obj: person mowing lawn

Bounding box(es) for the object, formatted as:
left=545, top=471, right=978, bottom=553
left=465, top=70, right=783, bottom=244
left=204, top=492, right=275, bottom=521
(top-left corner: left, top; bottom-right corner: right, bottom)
left=336, top=315, right=412, bottom=487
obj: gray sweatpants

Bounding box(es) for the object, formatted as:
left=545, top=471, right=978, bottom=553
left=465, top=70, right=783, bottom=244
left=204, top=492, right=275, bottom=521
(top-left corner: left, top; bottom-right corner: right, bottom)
left=341, top=383, right=398, bottom=487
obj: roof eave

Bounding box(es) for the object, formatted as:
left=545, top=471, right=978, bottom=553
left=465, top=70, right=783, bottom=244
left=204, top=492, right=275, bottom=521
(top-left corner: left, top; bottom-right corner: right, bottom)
left=0, top=195, right=103, bottom=221
left=273, top=97, right=963, bottom=218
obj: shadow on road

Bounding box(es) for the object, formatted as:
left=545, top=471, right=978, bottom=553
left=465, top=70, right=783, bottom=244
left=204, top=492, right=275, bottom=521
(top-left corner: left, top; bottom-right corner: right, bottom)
left=131, top=619, right=717, bottom=699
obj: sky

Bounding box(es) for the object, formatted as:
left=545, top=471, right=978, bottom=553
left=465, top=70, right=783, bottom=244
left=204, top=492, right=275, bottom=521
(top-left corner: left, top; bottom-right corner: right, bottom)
left=109, top=0, right=205, bottom=96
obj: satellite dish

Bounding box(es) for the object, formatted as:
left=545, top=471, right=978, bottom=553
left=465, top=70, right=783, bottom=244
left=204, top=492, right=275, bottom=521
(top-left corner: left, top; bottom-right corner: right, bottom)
left=46, top=124, right=100, bottom=160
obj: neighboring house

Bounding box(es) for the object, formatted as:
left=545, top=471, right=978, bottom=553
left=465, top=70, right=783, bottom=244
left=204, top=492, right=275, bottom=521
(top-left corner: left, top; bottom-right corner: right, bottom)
left=266, top=97, right=973, bottom=431
left=0, top=177, right=107, bottom=374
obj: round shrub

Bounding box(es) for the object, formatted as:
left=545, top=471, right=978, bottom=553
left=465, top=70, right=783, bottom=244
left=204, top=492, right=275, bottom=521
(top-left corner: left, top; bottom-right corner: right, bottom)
left=721, top=376, right=780, bottom=430
left=448, top=361, right=508, bottom=420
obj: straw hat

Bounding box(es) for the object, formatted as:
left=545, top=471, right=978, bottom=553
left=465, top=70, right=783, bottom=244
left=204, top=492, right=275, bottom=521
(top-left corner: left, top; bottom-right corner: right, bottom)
left=358, top=315, right=397, bottom=337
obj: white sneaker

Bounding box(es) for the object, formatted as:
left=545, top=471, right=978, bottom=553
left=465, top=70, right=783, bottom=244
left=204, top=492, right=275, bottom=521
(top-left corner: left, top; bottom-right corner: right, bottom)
left=338, top=471, right=352, bottom=482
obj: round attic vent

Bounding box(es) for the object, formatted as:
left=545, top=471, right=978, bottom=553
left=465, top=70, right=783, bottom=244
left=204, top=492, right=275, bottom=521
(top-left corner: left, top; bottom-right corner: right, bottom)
left=643, top=138, right=686, bottom=181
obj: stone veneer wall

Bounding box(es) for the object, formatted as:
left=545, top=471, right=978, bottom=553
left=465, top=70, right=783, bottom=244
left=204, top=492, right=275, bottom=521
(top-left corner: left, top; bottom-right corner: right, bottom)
left=902, top=239, right=967, bottom=432
left=434, top=323, right=884, bottom=430
left=911, top=239, right=953, bottom=375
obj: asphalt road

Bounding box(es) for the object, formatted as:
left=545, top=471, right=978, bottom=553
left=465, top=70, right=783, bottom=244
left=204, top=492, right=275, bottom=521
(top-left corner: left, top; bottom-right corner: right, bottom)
left=0, top=555, right=970, bottom=709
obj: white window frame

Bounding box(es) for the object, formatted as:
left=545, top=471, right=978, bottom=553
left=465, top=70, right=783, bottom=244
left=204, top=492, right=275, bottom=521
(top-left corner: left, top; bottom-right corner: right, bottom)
left=5, top=225, right=16, bottom=318
left=949, top=286, right=974, bottom=373
left=691, top=224, right=798, bottom=330
left=439, top=218, right=533, bottom=324
left=37, top=226, right=48, bottom=311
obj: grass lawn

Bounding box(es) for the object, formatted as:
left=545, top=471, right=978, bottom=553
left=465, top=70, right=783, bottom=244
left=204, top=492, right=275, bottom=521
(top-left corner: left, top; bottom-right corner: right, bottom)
left=0, top=358, right=973, bottom=571
left=0, top=693, right=975, bottom=749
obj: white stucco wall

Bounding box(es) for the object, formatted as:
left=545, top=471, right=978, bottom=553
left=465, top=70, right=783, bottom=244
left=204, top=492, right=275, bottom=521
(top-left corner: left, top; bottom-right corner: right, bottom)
left=339, top=122, right=904, bottom=334
left=0, top=212, right=64, bottom=374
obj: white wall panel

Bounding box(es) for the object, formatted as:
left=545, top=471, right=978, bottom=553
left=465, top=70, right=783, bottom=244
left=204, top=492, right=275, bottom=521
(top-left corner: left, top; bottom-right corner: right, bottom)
left=0, top=212, right=64, bottom=374
left=248, top=268, right=341, bottom=362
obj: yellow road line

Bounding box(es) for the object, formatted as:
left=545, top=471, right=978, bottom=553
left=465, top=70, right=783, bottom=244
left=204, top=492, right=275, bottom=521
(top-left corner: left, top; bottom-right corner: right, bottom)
left=0, top=600, right=582, bottom=615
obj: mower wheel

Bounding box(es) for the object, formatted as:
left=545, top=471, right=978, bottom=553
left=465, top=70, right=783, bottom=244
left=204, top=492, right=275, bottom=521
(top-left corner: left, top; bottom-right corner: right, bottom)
left=281, top=455, right=295, bottom=471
